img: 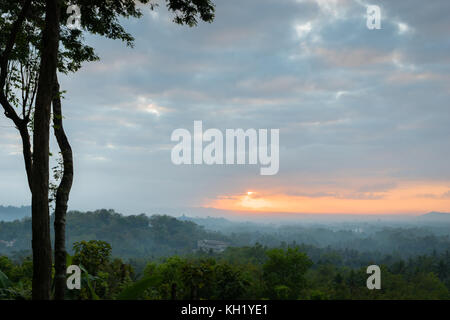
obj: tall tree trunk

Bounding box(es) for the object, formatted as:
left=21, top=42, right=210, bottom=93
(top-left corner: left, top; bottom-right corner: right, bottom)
left=31, top=0, right=60, bottom=300
left=52, top=73, right=74, bottom=300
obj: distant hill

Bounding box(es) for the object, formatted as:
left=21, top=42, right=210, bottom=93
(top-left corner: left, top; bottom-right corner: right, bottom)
left=2, top=208, right=450, bottom=261
left=0, top=206, right=30, bottom=222
left=178, top=215, right=244, bottom=231
left=419, top=212, right=450, bottom=221
left=0, top=209, right=228, bottom=258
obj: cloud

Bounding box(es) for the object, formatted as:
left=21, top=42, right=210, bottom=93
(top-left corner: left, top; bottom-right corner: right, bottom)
left=1, top=0, right=449, bottom=214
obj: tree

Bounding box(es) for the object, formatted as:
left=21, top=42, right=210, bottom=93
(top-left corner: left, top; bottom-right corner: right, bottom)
left=71, top=240, right=134, bottom=299
left=0, top=0, right=60, bottom=300
left=262, top=247, right=312, bottom=299
left=52, top=73, right=74, bottom=300
left=0, top=0, right=98, bottom=298
left=1, top=0, right=215, bottom=299
left=214, top=263, right=249, bottom=299
left=31, top=0, right=60, bottom=300
left=73, top=240, right=112, bottom=275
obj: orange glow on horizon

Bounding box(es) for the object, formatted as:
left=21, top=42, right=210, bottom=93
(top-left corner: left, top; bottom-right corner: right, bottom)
left=205, top=182, right=450, bottom=215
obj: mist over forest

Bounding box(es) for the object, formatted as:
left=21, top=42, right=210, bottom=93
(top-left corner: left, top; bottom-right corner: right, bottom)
left=2, top=207, right=450, bottom=300
left=2, top=207, right=449, bottom=260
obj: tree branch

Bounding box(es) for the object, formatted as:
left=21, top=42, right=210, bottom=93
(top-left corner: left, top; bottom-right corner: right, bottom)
left=0, top=0, right=32, bottom=125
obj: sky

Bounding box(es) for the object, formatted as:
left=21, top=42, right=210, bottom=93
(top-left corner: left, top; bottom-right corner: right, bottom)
left=1, top=0, right=450, bottom=216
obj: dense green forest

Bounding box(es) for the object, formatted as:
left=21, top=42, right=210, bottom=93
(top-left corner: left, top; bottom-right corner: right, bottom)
left=1, top=209, right=450, bottom=300
left=1, top=240, right=449, bottom=300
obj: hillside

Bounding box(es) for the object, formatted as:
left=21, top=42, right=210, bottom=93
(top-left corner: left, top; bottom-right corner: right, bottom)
left=0, top=206, right=30, bottom=222
left=0, top=209, right=228, bottom=258
left=2, top=208, right=450, bottom=262
left=418, top=212, right=450, bottom=222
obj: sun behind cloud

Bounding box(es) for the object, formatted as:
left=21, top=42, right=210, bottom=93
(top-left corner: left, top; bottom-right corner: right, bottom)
left=207, top=182, right=450, bottom=215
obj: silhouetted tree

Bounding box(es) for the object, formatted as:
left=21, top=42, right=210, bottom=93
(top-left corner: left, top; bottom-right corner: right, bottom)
left=1, top=0, right=215, bottom=299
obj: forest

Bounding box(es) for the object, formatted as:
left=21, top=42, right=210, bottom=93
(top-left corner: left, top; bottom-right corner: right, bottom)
left=1, top=209, right=449, bottom=300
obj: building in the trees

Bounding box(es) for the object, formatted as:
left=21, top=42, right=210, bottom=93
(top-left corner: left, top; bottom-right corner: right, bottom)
left=197, top=240, right=229, bottom=253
